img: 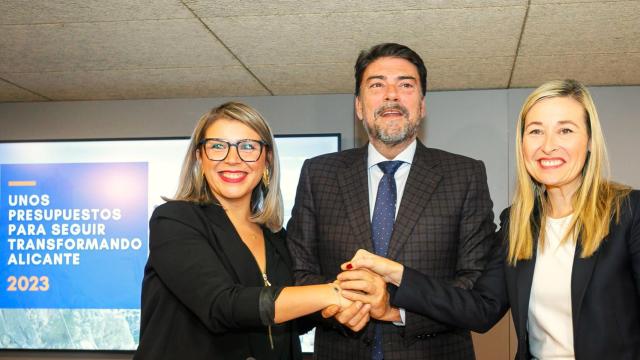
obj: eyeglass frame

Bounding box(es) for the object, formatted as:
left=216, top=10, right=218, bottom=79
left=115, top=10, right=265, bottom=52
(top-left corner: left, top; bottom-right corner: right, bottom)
left=198, top=137, right=268, bottom=162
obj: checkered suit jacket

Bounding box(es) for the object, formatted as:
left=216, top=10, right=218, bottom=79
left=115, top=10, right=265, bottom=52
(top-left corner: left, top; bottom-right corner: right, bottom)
left=286, top=141, right=496, bottom=360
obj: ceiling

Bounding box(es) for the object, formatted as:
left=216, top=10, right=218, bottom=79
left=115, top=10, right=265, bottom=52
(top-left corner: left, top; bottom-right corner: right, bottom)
left=1, top=0, right=638, bottom=102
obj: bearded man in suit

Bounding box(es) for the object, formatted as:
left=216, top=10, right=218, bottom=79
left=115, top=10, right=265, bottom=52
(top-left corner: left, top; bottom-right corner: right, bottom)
left=286, top=42, right=496, bottom=360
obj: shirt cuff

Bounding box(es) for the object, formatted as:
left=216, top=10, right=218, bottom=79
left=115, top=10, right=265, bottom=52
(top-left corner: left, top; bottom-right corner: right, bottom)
left=393, top=308, right=406, bottom=326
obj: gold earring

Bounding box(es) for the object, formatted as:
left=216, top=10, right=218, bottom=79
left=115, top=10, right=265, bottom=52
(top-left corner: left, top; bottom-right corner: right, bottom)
left=262, top=169, right=270, bottom=187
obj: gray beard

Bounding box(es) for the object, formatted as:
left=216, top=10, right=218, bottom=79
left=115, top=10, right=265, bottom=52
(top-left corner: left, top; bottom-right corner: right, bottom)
left=365, top=115, right=420, bottom=146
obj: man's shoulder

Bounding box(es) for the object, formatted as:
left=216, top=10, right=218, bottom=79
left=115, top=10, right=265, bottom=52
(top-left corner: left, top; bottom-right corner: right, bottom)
left=417, top=145, right=484, bottom=175
left=419, top=145, right=479, bottom=164
left=304, top=147, right=365, bottom=171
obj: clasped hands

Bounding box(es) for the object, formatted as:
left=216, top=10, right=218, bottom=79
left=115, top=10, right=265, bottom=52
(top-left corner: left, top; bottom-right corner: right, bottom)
left=323, top=249, right=405, bottom=332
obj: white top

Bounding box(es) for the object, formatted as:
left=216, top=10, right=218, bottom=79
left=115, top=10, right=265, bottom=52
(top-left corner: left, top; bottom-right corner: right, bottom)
left=528, top=215, right=576, bottom=360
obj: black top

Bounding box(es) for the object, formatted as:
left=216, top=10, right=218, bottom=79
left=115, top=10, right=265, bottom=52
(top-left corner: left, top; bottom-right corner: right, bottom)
left=134, top=201, right=307, bottom=360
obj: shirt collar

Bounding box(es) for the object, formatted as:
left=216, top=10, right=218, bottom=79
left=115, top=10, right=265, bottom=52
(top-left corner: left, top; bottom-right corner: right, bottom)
left=367, top=139, right=417, bottom=169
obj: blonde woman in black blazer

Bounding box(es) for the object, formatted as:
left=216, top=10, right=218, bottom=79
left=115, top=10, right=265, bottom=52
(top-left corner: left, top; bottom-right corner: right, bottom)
left=134, top=102, right=351, bottom=360
left=339, top=80, right=640, bottom=359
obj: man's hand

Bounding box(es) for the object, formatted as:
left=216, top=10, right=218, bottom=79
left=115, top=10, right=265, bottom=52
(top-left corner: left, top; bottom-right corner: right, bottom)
left=337, top=268, right=401, bottom=322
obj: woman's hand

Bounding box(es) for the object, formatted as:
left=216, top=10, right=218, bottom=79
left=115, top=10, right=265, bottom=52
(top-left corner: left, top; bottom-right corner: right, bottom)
left=331, top=281, right=354, bottom=309
left=321, top=282, right=371, bottom=332
left=341, top=249, right=404, bottom=286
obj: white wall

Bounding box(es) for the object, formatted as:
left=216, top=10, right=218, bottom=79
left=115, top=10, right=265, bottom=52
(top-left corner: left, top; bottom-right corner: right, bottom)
left=423, top=89, right=510, bottom=217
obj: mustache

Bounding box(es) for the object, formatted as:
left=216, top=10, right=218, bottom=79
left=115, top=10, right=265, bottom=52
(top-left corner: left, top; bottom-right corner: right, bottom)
left=374, top=103, right=408, bottom=118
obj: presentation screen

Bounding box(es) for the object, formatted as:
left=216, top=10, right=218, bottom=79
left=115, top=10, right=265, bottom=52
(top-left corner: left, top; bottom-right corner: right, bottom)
left=0, top=134, right=340, bottom=352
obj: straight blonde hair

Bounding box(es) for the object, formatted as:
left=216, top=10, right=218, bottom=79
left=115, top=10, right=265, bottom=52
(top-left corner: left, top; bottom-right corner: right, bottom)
left=169, top=102, right=283, bottom=232
left=508, top=79, right=630, bottom=264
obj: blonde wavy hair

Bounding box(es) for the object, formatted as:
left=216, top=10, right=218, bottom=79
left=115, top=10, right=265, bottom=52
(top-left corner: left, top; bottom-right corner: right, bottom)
left=508, top=79, right=630, bottom=264
left=169, top=102, right=283, bottom=232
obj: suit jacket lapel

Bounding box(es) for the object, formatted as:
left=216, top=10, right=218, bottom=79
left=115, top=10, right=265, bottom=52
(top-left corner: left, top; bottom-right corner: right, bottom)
left=571, top=239, right=599, bottom=332
left=514, top=214, right=540, bottom=338
left=515, top=255, right=536, bottom=337
left=203, top=204, right=263, bottom=286
left=337, top=146, right=373, bottom=251
left=387, top=142, right=442, bottom=259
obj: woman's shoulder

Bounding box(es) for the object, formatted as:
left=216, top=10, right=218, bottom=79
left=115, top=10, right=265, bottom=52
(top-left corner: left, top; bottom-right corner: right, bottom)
left=151, top=200, right=222, bottom=222
left=153, top=200, right=198, bottom=216
left=621, top=189, right=640, bottom=218
left=498, top=206, right=511, bottom=224
left=268, top=227, right=286, bottom=240
left=150, top=201, right=230, bottom=238
left=627, top=189, right=640, bottom=203
left=264, top=226, right=288, bottom=250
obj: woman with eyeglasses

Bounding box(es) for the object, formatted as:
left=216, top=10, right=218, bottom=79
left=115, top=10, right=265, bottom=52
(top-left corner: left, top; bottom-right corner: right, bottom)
left=134, top=102, right=351, bottom=360
left=339, top=79, right=640, bottom=359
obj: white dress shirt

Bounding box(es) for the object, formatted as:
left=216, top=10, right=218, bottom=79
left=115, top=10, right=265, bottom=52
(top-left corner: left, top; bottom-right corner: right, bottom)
left=367, top=140, right=417, bottom=325
left=367, top=141, right=416, bottom=219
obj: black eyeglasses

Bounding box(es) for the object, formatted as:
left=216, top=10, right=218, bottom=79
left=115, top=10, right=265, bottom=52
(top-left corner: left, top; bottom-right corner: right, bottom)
left=199, top=138, right=267, bottom=162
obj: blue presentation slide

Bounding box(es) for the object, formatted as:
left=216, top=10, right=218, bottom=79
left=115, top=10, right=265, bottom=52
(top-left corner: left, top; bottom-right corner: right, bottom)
left=1, top=162, right=148, bottom=309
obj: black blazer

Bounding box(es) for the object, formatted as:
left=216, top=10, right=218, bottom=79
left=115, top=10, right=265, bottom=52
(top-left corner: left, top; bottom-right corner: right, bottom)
left=392, top=190, right=640, bottom=360
left=286, top=141, right=496, bottom=360
left=134, top=201, right=306, bottom=360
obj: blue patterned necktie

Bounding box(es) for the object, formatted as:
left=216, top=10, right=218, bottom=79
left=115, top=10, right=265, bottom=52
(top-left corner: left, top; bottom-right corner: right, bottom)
left=371, top=160, right=403, bottom=360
